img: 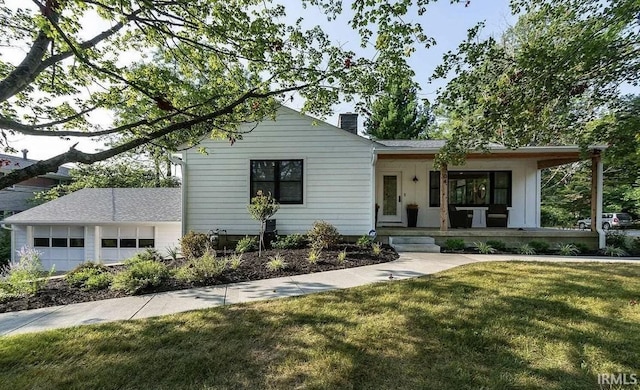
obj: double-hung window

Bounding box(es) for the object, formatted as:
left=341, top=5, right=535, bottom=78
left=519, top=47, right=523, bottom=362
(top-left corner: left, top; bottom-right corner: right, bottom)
left=250, top=160, right=303, bottom=204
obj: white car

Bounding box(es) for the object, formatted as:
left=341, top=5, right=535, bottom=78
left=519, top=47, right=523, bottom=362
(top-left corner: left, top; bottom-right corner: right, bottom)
left=577, top=213, right=633, bottom=230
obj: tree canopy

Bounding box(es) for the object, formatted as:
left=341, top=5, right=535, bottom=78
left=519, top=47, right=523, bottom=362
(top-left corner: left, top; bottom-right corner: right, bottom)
left=363, top=72, right=433, bottom=140
left=432, top=0, right=640, bottom=159
left=0, top=0, right=434, bottom=189
left=32, top=160, right=180, bottom=204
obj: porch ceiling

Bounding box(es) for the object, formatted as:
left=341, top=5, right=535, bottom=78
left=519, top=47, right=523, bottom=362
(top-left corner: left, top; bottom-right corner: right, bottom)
left=377, top=151, right=583, bottom=166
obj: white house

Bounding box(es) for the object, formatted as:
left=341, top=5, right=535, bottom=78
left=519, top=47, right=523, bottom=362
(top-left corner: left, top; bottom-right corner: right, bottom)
left=2, top=106, right=604, bottom=271
left=176, top=106, right=603, bottom=241
left=2, top=188, right=181, bottom=271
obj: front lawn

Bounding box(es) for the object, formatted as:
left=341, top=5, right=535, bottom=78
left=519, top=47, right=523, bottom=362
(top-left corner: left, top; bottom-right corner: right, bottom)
left=1, top=262, right=639, bottom=389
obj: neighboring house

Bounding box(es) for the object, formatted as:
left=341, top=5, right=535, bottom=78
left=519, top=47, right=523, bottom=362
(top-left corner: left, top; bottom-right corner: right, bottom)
left=2, top=188, right=181, bottom=271
left=0, top=151, right=71, bottom=217
left=2, top=105, right=605, bottom=270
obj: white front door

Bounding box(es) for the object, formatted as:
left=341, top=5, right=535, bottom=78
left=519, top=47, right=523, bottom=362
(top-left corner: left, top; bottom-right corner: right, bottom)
left=378, top=172, right=402, bottom=223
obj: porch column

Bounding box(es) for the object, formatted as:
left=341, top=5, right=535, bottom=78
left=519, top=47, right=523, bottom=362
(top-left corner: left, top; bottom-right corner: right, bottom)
left=590, top=150, right=605, bottom=248
left=440, top=164, right=448, bottom=231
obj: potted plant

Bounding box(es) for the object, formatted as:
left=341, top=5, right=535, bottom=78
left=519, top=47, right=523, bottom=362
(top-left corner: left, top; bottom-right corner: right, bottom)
left=406, top=203, right=419, bottom=228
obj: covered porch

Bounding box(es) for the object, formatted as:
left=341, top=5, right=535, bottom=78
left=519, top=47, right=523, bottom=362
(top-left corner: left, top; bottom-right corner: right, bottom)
left=372, top=141, right=606, bottom=248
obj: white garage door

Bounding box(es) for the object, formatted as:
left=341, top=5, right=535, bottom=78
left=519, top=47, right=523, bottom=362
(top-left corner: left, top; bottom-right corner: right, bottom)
left=33, top=225, right=85, bottom=271
left=100, top=226, right=155, bottom=262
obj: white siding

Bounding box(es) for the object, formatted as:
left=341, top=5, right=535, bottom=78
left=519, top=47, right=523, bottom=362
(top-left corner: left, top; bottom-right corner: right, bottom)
left=11, top=225, right=27, bottom=263
left=375, top=158, right=540, bottom=228
left=184, top=107, right=375, bottom=236
left=155, top=223, right=182, bottom=252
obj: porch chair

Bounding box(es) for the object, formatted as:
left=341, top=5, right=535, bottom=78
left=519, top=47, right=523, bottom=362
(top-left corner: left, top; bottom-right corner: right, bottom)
left=485, top=204, right=509, bottom=227
left=448, top=205, right=473, bottom=228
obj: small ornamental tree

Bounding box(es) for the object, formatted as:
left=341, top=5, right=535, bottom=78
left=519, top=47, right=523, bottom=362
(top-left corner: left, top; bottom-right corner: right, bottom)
left=247, top=191, right=279, bottom=256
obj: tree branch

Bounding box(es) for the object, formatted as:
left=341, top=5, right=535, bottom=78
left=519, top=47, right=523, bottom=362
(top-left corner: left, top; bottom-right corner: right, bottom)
left=0, top=82, right=316, bottom=189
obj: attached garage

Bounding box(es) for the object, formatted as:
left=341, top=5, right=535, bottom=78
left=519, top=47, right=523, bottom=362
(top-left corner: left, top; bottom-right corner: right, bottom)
left=2, top=188, right=181, bottom=271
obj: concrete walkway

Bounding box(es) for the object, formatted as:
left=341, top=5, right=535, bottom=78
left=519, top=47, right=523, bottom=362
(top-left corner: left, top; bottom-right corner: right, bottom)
left=1, top=253, right=638, bottom=336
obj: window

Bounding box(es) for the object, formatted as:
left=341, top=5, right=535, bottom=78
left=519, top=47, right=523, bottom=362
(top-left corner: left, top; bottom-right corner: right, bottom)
left=138, top=239, right=155, bottom=248
left=100, top=226, right=155, bottom=249
left=33, top=226, right=84, bottom=248
left=250, top=160, right=303, bottom=204
left=101, top=239, right=117, bottom=248
left=70, top=238, right=85, bottom=248
left=52, top=238, right=68, bottom=247
left=429, top=171, right=512, bottom=207
left=119, top=239, right=137, bottom=248
left=34, top=238, right=50, bottom=247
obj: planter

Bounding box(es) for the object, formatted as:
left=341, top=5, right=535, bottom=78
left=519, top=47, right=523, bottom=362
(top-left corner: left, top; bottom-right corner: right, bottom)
left=407, top=207, right=419, bottom=228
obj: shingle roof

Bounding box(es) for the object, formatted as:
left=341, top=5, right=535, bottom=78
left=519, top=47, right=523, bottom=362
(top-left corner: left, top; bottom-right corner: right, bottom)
left=2, top=188, right=181, bottom=224
left=0, top=153, right=70, bottom=177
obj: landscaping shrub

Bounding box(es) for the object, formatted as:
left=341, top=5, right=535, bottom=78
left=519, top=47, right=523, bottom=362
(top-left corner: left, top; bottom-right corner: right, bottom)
left=556, top=243, right=579, bottom=256
left=356, top=235, right=373, bottom=248
left=66, top=262, right=112, bottom=290
left=571, top=242, right=589, bottom=254
left=606, top=230, right=629, bottom=250
left=307, top=248, right=321, bottom=264
left=0, top=246, right=52, bottom=297
left=236, top=236, right=257, bottom=253
left=271, top=234, right=307, bottom=250
left=175, top=252, right=227, bottom=283
left=138, top=248, right=164, bottom=262
left=307, top=221, right=341, bottom=250
left=474, top=242, right=496, bottom=254
left=124, top=249, right=168, bottom=266
left=601, top=245, right=628, bottom=257
left=180, top=231, right=211, bottom=259
left=517, top=244, right=536, bottom=255
left=112, top=260, right=169, bottom=294
left=528, top=240, right=550, bottom=254
left=266, top=254, right=287, bottom=271
left=372, top=243, right=382, bottom=256
left=444, top=238, right=465, bottom=251
left=165, top=246, right=181, bottom=261
left=229, top=254, right=243, bottom=270
left=485, top=240, right=507, bottom=252
left=336, top=249, right=347, bottom=264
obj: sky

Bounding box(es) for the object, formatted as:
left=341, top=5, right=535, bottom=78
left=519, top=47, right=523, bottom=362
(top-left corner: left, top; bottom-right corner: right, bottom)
left=4, top=1, right=516, bottom=161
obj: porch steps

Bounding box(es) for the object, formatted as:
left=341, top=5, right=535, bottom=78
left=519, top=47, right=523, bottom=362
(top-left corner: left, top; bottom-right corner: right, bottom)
left=388, top=236, right=441, bottom=253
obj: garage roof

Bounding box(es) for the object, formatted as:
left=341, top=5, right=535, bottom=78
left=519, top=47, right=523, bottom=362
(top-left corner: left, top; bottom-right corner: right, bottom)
left=2, top=188, right=181, bottom=224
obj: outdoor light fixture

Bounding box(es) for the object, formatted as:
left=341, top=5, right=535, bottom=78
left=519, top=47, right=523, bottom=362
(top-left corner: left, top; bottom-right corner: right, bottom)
left=412, top=175, right=419, bottom=182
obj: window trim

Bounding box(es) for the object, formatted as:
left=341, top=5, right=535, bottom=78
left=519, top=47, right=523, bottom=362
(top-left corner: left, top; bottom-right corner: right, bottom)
left=250, top=159, right=304, bottom=205
left=429, top=170, right=512, bottom=207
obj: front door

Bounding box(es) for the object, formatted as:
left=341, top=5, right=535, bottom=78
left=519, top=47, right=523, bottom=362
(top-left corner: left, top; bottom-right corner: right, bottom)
left=378, top=172, right=402, bottom=223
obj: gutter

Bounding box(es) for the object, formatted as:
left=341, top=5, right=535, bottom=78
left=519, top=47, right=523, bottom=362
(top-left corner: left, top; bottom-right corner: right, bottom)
left=1, top=223, right=12, bottom=231
left=170, top=155, right=187, bottom=235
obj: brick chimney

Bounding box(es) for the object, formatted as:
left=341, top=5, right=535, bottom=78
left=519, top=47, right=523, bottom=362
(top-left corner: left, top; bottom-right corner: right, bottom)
left=21, top=149, right=28, bottom=159
left=338, top=113, right=358, bottom=135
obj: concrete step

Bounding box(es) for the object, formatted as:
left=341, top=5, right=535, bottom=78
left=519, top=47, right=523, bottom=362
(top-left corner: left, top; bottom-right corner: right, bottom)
left=389, top=236, right=440, bottom=253
left=389, top=236, right=435, bottom=245
left=391, top=243, right=441, bottom=253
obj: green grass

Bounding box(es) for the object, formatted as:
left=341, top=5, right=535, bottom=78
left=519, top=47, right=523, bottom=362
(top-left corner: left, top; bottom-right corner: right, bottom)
left=1, top=262, right=639, bottom=389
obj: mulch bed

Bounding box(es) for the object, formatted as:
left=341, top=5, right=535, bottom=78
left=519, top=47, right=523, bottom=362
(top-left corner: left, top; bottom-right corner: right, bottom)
left=0, top=244, right=398, bottom=314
